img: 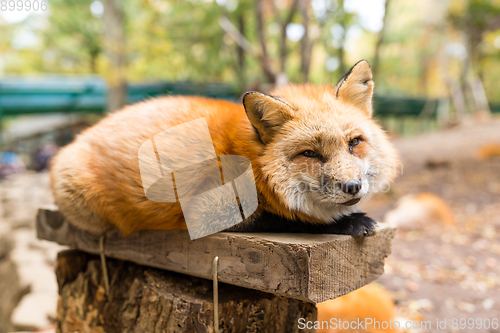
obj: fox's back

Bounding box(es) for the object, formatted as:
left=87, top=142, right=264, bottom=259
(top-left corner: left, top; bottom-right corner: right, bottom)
left=73, top=95, right=247, bottom=157
left=50, top=96, right=251, bottom=235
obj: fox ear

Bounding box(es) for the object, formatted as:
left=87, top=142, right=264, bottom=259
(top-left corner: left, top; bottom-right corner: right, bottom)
left=242, top=91, right=295, bottom=144
left=335, top=60, right=374, bottom=117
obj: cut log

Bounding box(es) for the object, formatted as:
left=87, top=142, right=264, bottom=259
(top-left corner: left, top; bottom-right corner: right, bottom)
left=38, top=207, right=395, bottom=303
left=56, top=250, right=317, bottom=333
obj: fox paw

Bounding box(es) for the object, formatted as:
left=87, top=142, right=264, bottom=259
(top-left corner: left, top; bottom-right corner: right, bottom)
left=325, top=213, right=377, bottom=237
left=228, top=210, right=377, bottom=236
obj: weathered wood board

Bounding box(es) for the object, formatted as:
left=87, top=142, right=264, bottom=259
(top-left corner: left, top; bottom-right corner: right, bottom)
left=37, top=206, right=395, bottom=303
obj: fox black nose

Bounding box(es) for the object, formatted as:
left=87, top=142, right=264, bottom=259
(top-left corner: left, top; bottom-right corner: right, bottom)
left=343, top=180, right=361, bottom=195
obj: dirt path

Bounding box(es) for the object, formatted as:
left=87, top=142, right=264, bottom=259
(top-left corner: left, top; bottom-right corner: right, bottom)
left=0, top=172, right=64, bottom=332
left=362, top=118, right=500, bottom=332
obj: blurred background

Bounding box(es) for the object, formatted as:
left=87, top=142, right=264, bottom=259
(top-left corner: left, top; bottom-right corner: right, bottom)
left=0, top=0, right=499, bottom=332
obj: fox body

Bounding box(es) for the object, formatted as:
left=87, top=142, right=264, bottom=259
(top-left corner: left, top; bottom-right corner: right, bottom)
left=316, top=283, right=398, bottom=333
left=384, top=192, right=455, bottom=231
left=50, top=60, right=398, bottom=236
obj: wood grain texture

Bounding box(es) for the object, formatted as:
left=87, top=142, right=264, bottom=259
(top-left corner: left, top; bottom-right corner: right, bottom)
left=56, top=251, right=317, bottom=333
left=37, top=206, right=395, bottom=303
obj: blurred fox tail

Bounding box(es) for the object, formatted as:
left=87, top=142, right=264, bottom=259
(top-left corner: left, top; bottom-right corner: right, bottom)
left=316, top=283, right=399, bottom=333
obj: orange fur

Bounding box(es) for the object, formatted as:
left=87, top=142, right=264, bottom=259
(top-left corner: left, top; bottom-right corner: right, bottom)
left=384, top=192, right=455, bottom=230
left=476, top=143, right=500, bottom=160
left=50, top=60, right=398, bottom=236
left=316, top=283, right=399, bottom=333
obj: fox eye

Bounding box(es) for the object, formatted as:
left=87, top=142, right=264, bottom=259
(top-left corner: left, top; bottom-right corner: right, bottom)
left=349, top=137, right=362, bottom=153
left=349, top=137, right=361, bottom=146
left=301, top=150, right=319, bottom=158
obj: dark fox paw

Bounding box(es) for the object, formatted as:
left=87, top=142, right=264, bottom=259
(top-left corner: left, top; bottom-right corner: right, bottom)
left=322, top=212, right=377, bottom=237
left=227, top=210, right=377, bottom=236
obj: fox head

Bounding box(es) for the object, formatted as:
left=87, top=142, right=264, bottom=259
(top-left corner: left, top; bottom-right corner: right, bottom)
left=243, top=60, right=399, bottom=222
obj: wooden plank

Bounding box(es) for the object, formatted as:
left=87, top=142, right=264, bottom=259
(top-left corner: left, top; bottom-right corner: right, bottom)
left=37, top=206, right=395, bottom=303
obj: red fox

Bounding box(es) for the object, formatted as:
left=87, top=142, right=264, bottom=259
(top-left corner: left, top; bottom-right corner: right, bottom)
left=50, top=60, right=398, bottom=236
left=384, top=192, right=455, bottom=231
left=316, top=283, right=399, bottom=333
left=476, top=143, right=500, bottom=160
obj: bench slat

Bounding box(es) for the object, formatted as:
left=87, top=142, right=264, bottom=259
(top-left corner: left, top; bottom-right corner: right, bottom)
left=37, top=207, right=394, bottom=303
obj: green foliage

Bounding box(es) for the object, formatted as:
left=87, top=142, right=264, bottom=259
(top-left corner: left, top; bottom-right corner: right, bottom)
left=127, top=0, right=235, bottom=82
left=43, top=0, right=103, bottom=73
left=449, top=0, right=500, bottom=38
left=2, top=0, right=500, bottom=103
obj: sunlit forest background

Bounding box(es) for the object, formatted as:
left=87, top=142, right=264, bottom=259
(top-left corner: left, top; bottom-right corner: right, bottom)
left=2, top=0, right=500, bottom=103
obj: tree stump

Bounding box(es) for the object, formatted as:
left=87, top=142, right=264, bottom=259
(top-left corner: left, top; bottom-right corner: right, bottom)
left=56, top=250, right=317, bottom=333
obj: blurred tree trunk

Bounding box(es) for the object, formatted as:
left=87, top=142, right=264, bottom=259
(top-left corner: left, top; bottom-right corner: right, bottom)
left=226, top=0, right=302, bottom=86
left=271, top=0, right=298, bottom=74
left=470, top=78, right=491, bottom=116
left=372, top=0, right=391, bottom=80
left=299, top=0, right=313, bottom=82
left=448, top=79, right=467, bottom=123
left=448, top=0, right=500, bottom=118
left=337, top=0, right=346, bottom=75
left=89, top=48, right=99, bottom=74
left=417, top=27, right=432, bottom=95
left=236, top=12, right=246, bottom=83
left=255, top=0, right=277, bottom=83
left=103, top=0, right=127, bottom=113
